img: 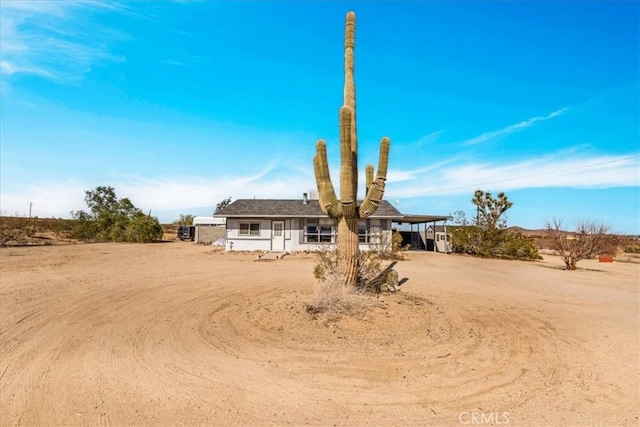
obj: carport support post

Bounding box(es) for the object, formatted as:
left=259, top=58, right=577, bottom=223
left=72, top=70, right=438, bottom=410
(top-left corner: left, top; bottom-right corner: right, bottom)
left=432, top=221, right=435, bottom=252
left=424, top=222, right=428, bottom=252
left=410, top=223, right=414, bottom=248
left=443, top=219, right=448, bottom=254
left=432, top=221, right=436, bottom=252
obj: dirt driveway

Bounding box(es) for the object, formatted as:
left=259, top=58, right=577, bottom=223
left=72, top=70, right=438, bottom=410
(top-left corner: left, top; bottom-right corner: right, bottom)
left=1, top=243, right=638, bottom=426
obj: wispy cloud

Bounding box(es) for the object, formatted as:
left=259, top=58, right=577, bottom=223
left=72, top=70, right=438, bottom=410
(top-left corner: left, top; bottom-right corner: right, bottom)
left=462, top=108, right=569, bottom=146
left=0, top=1, right=127, bottom=84
left=386, top=158, right=460, bottom=184
left=386, top=152, right=640, bottom=199
left=415, top=130, right=444, bottom=147
left=4, top=151, right=636, bottom=222
left=0, top=168, right=315, bottom=221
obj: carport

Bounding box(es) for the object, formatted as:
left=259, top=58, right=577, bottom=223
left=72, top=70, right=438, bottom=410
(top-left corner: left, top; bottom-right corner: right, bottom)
left=394, top=214, right=451, bottom=252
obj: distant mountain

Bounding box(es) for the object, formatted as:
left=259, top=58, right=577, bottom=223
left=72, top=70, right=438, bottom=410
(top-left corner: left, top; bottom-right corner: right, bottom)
left=507, top=226, right=549, bottom=237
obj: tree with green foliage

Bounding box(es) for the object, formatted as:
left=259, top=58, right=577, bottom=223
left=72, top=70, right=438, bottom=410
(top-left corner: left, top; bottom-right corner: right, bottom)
left=173, top=214, right=195, bottom=226
left=472, top=190, right=513, bottom=228
left=451, top=191, right=538, bottom=260
left=70, top=186, right=163, bottom=243
left=214, top=197, right=232, bottom=215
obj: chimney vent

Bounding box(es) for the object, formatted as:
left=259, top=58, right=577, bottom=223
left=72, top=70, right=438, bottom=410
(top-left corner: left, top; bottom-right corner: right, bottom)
left=303, top=193, right=308, bottom=204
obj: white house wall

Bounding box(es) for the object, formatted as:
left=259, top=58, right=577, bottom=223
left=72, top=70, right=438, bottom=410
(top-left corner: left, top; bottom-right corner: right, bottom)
left=225, top=218, right=394, bottom=252
left=225, top=218, right=296, bottom=252
left=225, top=218, right=271, bottom=251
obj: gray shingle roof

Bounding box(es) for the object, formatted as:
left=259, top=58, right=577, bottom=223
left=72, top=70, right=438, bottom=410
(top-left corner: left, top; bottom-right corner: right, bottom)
left=215, top=199, right=403, bottom=218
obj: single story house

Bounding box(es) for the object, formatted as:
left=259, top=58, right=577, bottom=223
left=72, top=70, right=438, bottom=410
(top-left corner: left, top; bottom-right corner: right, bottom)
left=214, top=197, right=404, bottom=252
left=193, top=216, right=226, bottom=244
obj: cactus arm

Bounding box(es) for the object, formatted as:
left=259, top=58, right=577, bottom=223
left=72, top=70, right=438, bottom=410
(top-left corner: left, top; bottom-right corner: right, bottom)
left=365, top=164, right=374, bottom=195
left=359, top=136, right=390, bottom=218
left=339, top=106, right=356, bottom=218
left=314, top=139, right=342, bottom=218
left=376, top=136, right=390, bottom=178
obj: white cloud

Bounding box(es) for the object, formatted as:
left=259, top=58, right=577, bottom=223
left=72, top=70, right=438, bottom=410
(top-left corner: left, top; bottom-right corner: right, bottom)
left=3, top=152, right=636, bottom=222
left=415, top=130, right=444, bottom=146
left=462, top=108, right=569, bottom=146
left=386, top=152, right=640, bottom=199
left=386, top=158, right=460, bottom=184
left=0, top=1, right=127, bottom=84
left=0, top=168, right=316, bottom=221
left=0, top=180, right=88, bottom=218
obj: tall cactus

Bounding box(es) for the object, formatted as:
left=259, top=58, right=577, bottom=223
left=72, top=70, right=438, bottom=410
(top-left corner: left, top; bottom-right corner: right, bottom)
left=313, top=11, right=391, bottom=288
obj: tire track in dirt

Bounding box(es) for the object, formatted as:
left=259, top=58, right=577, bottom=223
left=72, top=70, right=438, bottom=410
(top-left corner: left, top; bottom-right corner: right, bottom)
left=1, top=244, right=637, bottom=426
left=178, top=285, right=593, bottom=423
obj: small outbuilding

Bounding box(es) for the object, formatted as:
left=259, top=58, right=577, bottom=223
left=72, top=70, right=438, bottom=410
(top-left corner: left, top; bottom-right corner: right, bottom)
left=193, top=216, right=226, bottom=244
left=425, top=224, right=452, bottom=253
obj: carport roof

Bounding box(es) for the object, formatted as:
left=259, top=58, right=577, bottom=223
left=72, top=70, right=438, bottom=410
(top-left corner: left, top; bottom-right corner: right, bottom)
left=397, top=214, right=452, bottom=224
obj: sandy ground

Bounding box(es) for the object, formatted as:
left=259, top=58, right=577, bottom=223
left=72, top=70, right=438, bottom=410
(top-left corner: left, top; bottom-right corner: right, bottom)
left=1, top=242, right=638, bottom=426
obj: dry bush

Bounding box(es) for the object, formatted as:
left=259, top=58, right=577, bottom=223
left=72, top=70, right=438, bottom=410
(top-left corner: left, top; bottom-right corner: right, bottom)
left=306, top=250, right=382, bottom=322
left=367, top=231, right=408, bottom=260
left=620, top=236, right=640, bottom=254
left=545, top=218, right=622, bottom=270
left=0, top=217, right=37, bottom=246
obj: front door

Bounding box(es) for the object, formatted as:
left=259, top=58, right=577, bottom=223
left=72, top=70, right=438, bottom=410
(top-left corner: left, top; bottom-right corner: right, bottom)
left=271, top=221, right=285, bottom=251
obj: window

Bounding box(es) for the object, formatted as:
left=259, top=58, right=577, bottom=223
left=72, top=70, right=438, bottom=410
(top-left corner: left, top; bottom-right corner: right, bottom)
left=304, top=218, right=336, bottom=243
left=239, top=222, right=260, bottom=236
left=303, top=218, right=384, bottom=244
left=273, top=222, right=283, bottom=237
left=358, top=221, right=368, bottom=243
left=358, top=219, right=382, bottom=243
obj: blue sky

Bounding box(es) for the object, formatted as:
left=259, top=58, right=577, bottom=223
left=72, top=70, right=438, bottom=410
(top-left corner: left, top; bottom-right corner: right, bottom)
left=1, top=1, right=638, bottom=233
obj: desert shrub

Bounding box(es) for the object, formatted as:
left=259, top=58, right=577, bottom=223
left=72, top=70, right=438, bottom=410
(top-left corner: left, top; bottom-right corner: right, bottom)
left=450, top=190, right=537, bottom=261
left=545, top=218, right=622, bottom=270
left=451, top=225, right=498, bottom=257
left=366, top=231, right=407, bottom=260
left=68, top=186, right=163, bottom=243
left=0, top=217, right=35, bottom=246
left=307, top=249, right=390, bottom=321
left=623, top=244, right=640, bottom=254
left=66, top=210, right=98, bottom=240
left=172, top=214, right=194, bottom=226
left=126, top=213, right=164, bottom=243
left=451, top=225, right=539, bottom=260
left=55, top=220, right=73, bottom=237
left=392, top=230, right=411, bottom=254
left=450, top=224, right=477, bottom=254
left=501, top=232, right=540, bottom=260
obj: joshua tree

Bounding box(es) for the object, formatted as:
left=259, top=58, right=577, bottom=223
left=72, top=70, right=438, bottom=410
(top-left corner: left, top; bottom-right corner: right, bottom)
left=472, top=190, right=513, bottom=229
left=313, top=11, right=390, bottom=288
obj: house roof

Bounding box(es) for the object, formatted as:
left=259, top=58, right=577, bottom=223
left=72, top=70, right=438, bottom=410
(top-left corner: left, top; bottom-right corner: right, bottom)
left=215, top=199, right=404, bottom=219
